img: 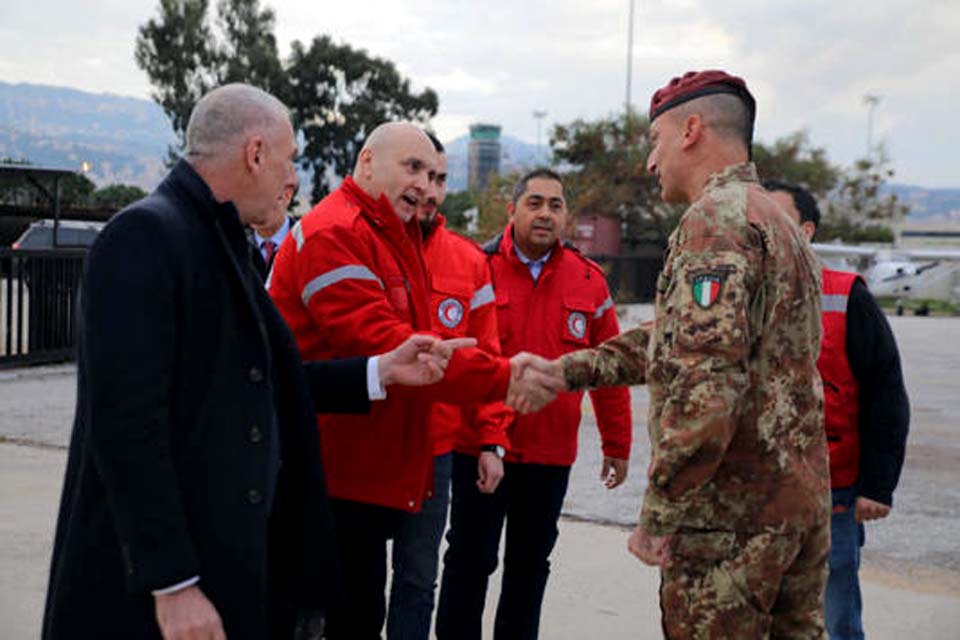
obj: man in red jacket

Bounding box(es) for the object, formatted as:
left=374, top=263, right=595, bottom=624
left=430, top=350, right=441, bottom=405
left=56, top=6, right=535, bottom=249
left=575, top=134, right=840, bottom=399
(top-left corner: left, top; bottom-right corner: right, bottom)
left=385, top=131, right=513, bottom=640
left=269, top=122, right=562, bottom=639
left=436, top=169, right=633, bottom=639
left=764, top=181, right=909, bottom=640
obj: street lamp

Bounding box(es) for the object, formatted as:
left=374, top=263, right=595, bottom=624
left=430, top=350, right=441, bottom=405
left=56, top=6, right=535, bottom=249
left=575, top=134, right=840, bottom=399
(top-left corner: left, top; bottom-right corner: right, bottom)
left=863, top=94, right=882, bottom=161
left=533, top=109, right=548, bottom=166
left=625, top=0, right=636, bottom=115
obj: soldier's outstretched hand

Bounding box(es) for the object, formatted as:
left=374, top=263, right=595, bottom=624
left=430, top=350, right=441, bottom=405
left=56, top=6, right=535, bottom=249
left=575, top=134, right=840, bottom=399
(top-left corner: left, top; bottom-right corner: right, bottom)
left=627, top=524, right=673, bottom=568
left=506, top=352, right=567, bottom=414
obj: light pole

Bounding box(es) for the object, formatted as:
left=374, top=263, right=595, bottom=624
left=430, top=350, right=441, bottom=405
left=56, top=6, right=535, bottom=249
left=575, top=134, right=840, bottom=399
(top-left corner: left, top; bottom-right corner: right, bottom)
left=863, top=94, right=882, bottom=161
left=625, top=0, right=636, bottom=115
left=533, top=109, right=547, bottom=166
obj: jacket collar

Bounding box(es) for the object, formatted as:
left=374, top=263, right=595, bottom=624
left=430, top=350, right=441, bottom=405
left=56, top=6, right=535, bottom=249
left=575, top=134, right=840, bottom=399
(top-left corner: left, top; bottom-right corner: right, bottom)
left=340, top=175, right=422, bottom=248
left=703, top=162, right=759, bottom=192
left=422, top=213, right=447, bottom=247
left=161, top=159, right=241, bottom=224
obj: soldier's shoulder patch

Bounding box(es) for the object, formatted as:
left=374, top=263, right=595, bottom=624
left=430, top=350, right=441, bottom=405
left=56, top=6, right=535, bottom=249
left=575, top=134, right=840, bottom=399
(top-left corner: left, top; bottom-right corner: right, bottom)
left=686, top=266, right=736, bottom=309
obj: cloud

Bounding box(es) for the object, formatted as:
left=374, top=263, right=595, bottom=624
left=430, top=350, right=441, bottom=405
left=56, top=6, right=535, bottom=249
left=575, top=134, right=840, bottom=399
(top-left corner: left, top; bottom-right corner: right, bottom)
left=0, top=0, right=957, bottom=186
left=420, top=69, right=500, bottom=96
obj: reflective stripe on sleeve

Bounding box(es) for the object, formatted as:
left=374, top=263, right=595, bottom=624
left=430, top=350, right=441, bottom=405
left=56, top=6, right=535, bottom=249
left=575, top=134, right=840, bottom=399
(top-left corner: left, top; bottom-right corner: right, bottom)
left=593, top=296, right=614, bottom=319
left=471, top=283, right=495, bottom=310
left=821, top=294, right=848, bottom=313
left=291, top=221, right=305, bottom=251
left=301, top=265, right=384, bottom=307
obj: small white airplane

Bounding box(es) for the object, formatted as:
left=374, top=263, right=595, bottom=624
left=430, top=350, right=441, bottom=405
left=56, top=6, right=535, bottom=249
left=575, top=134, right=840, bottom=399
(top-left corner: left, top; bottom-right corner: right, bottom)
left=812, top=243, right=960, bottom=315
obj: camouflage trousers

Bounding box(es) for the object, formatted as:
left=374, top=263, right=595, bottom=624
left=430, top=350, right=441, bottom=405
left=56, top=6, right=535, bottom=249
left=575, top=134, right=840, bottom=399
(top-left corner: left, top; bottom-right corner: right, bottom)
left=659, top=521, right=829, bottom=639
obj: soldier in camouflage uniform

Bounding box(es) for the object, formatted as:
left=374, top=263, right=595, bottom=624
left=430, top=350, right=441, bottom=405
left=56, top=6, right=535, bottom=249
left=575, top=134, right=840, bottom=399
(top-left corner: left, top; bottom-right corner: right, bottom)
left=559, top=71, right=830, bottom=638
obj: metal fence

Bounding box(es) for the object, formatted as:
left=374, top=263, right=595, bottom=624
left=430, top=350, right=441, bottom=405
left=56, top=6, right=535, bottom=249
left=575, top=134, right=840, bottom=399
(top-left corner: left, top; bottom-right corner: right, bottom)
left=0, top=248, right=86, bottom=367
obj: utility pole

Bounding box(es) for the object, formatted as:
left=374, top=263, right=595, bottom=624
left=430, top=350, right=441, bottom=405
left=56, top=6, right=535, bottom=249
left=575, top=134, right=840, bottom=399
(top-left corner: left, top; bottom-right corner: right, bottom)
left=625, top=0, right=636, bottom=115
left=863, top=94, right=882, bottom=161
left=533, top=109, right=548, bottom=166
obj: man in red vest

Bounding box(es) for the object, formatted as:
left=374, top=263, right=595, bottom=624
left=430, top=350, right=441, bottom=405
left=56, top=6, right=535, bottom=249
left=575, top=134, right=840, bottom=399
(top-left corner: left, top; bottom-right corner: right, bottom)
left=765, top=180, right=910, bottom=640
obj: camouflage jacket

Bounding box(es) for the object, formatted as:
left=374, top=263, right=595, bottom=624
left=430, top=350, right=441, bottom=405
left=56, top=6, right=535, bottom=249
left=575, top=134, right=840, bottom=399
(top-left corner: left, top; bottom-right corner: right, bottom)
left=562, top=163, right=829, bottom=534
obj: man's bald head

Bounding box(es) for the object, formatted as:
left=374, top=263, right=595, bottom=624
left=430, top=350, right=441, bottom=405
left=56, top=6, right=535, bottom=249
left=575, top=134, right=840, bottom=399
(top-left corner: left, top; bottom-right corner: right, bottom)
left=183, top=83, right=298, bottom=228
left=185, top=83, right=290, bottom=163
left=353, top=122, right=437, bottom=222
left=354, top=122, right=433, bottom=170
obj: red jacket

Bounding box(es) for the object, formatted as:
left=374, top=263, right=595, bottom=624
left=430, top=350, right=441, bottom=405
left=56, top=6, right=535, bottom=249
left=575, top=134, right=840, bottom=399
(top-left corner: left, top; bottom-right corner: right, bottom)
left=818, top=268, right=862, bottom=488
left=269, top=178, right=510, bottom=512
left=423, top=215, right=514, bottom=456
left=465, top=224, right=632, bottom=465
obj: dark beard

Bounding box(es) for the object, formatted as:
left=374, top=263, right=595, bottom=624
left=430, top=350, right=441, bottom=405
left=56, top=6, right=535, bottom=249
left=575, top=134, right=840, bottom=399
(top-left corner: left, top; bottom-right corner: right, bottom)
left=419, top=216, right=437, bottom=239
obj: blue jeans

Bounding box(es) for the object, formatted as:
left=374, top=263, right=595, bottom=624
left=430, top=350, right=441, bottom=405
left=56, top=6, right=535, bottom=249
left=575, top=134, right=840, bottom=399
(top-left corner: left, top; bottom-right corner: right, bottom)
left=387, top=452, right=452, bottom=640
left=825, top=486, right=866, bottom=640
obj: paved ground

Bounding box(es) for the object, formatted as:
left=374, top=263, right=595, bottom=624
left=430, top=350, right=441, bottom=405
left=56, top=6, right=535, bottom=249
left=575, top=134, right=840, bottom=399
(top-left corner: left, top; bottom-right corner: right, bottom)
left=566, top=308, right=960, bottom=586
left=2, top=306, right=959, bottom=637
left=2, top=444, right=958, bottom=639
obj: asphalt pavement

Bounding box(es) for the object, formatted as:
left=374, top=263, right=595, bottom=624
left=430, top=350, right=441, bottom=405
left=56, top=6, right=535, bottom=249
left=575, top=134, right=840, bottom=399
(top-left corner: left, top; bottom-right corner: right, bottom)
left=1, top=306, right=959, bottom=637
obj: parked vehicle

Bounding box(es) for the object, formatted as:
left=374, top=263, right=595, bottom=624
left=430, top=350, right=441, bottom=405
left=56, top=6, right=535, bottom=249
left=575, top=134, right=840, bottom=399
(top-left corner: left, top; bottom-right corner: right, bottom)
left=11, top=219, right=105, bottom=250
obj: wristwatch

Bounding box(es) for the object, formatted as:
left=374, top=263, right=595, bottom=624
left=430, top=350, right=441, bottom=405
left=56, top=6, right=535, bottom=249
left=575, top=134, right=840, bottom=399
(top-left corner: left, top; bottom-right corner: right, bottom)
left=480, top=444, right=506, bottom=459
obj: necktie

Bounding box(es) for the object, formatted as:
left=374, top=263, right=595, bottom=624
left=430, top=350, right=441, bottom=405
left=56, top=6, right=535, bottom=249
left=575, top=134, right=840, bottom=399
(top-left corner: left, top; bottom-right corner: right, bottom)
left=262, top=240, right=277, bottom=267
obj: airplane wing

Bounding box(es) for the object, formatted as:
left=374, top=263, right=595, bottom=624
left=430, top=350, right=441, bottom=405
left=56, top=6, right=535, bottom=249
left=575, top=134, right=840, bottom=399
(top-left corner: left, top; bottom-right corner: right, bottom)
left=901, top=248, right=960, bottom=261
left=810, top=243, right=879, bottom=258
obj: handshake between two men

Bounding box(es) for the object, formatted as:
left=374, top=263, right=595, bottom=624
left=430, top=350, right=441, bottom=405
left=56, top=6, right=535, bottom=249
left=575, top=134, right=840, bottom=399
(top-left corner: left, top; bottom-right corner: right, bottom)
left=379, top=335, right=566, bottom=414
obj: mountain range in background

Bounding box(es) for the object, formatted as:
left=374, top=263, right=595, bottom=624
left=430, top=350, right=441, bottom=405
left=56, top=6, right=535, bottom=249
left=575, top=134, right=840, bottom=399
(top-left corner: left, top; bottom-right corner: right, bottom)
left=2, top=81, right=959, bottom=224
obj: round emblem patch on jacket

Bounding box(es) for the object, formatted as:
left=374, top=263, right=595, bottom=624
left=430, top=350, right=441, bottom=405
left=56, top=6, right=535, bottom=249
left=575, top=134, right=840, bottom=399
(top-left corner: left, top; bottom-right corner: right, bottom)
left=438, top=298, right=465, bottom=328
left=567, top=311, right=587, bottom=339
left=692, top=274, right=723, bottom=308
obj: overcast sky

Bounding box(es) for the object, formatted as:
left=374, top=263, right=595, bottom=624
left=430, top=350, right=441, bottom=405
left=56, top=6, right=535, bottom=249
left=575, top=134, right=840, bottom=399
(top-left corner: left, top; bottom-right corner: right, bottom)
left=1, top=0, right=958, bottom=187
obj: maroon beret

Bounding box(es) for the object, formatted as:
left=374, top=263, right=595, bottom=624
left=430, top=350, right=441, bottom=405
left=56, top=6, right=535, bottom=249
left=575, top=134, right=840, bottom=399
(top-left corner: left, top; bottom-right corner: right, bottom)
left=648, top=69, right=756, bottom=123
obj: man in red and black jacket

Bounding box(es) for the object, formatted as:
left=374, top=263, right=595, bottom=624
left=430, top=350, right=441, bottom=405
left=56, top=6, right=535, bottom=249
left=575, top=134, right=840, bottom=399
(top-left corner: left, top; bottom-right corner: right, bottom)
left=436, top=169, right=632, bottom=639
left=765, top=180, right=909, bottom=640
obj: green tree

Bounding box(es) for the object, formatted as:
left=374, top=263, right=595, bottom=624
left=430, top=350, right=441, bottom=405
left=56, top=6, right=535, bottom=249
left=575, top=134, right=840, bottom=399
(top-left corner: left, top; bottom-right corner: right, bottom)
left=440, top=190, right=477, bottom=232
left=473, top=173, right=517, bottom=242
left=551, top=111, right=681, bottom=248
left=135, top=0, right=221, bottom=160
left=825, top=150, right=908, bottom=231
left=286, top=37, right=437, bottom=202
left=752, top=131, right=839, bottom=197
left=92, top=184, right=149, bottom=208
left=60, top=174, right=97, bottom=207
left=135, top=0, right=437, bottom=202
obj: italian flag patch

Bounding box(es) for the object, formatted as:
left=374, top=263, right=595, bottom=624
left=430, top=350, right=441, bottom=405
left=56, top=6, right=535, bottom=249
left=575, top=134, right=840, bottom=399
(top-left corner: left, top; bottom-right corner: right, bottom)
left=692, top=275, right=722, bottom=308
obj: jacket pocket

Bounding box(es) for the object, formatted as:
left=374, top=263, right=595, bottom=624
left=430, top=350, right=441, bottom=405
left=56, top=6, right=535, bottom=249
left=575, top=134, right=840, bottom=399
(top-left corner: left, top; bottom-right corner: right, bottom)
left=384, top=273, right=411, bottom=322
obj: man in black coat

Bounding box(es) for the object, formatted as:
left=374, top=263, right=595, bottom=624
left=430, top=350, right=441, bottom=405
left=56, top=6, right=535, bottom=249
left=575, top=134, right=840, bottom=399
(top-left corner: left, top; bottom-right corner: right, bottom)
left=42, top=83, right=465, bottom=640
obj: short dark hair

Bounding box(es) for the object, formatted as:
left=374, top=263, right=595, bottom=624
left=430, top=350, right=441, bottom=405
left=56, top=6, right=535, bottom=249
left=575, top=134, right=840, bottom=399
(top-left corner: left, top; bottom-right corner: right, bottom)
left=762, top=179, right=821, bottom=229
left=672, top=93, right=754, bottom=155
left=512, top=168, right=563, bottom=205
left=424, top=130, right=444, bottom=153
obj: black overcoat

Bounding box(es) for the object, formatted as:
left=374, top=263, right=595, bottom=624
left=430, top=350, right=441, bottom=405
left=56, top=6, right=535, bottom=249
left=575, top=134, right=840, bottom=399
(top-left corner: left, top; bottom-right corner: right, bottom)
left=42, top=161, right=368, bottom=638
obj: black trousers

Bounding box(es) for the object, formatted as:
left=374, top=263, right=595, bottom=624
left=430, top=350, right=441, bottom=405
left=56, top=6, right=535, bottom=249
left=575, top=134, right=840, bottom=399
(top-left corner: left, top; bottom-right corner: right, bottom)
left=324, top=499, right=405, bottom=640
left=436, top=453, right=571, bottom=640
